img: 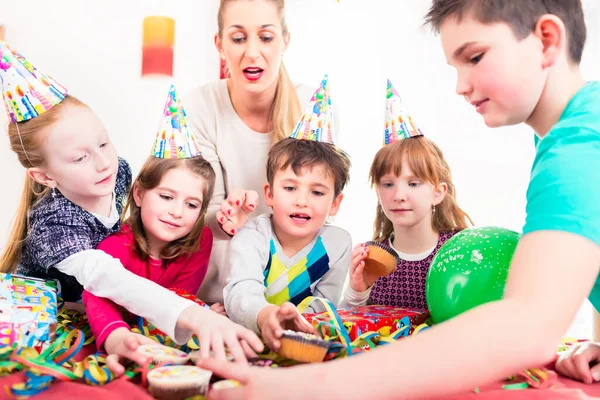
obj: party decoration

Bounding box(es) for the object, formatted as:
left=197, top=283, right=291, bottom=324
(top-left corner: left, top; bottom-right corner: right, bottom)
left=219, top=58, right=229, bottom=79
left=289, top=74, right=335, bottom=143
left=384, top=79, right=423, bottom=144
left=426, top=227, right=520, bottom=323
left=142, top=16, right=175, bottom=77
left=305, top=305, right=429, bottom=343
left=151, top=85, right=202, bottom=159
left=0, top=41, right=67, bottom=122
left=131, top=288, right=208, bottom=352
left=0, top=273, right=58, bottom=350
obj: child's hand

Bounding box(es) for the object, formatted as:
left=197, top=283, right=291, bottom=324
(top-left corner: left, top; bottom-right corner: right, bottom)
left=200, top=356, right=318, bottom=400
left=210, top=302, right=228, bottom=317
left=216, top=189, right=258, bottom=235
left=177, top=303, right=263, bottom=362
left=257, top=303, right=316, bottom=352
left=103, top=327, right=156, bottom=376
left=556, top=341, right=600, bottom=384
left=349, top=243, right=377, bottom=292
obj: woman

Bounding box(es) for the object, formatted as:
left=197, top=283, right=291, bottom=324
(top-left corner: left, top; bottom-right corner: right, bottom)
left=184, top=0, right=318, bottom=305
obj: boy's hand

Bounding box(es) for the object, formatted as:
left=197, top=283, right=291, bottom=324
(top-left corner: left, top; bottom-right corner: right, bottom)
left=257, top=303, right=316, bottom=351
left=104, top=327, right=156, bottom=376
left=556, top=341, right=600, bottom=384
left=216, top=189, right=258, bottom=235
left=348, top=243, right=377, bottom=292
left=210, top=302, right=228, bottom=316
left=177, top=304, right=264, bottom=362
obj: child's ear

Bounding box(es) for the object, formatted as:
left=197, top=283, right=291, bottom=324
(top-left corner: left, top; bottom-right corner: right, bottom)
left=132, top=183, right=144, bottom=207
left=433, top=182, right=448, bottom=206
left=27, top=167, right=56, bottom=189
left=534, top=14, right=566, bottom=68
left=263, top=183, right=274, bottom=207
left=328, top=193, right=344, bottom=217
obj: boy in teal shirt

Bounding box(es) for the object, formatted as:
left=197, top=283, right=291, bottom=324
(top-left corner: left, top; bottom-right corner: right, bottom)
left=199, top=1, right=600, bottom=398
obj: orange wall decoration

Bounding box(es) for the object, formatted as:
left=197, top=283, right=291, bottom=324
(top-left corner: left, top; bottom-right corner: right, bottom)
left=142, top=16, right=174, bottom=77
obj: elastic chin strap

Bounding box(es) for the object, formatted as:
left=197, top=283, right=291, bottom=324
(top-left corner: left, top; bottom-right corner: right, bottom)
left=15, top=122, right=34, bottom=167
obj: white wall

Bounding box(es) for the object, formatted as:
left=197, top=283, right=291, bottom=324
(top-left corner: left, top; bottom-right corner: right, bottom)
left=1, top=0, right=599, bottom=336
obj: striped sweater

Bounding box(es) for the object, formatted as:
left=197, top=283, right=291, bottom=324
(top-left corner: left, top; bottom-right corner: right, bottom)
left=223, top=213, right=352, bottom=334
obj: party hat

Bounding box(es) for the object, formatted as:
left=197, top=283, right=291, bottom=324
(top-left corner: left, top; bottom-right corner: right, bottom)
left=384, top=79, right=423, bottom=145
left=151, top=85, right=202, bottom=159
left=0, top=42, right=68, bottom=123
left=289, top=74, right=335, bottom=144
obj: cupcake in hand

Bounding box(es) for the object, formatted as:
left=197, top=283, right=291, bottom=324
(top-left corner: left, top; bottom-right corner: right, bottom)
left=362, top=241, right=399, bottom=278
left=277, top=330, right=331, bottom=363
left=349, top=242, right=399, bottom=294
left=257, top=302, right=316, bottom=352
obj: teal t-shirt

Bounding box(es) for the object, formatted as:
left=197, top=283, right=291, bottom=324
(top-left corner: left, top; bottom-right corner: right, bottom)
left=523, top=81, right=600, bottom=311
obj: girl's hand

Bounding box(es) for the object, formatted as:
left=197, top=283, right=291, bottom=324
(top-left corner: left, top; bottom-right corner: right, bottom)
left=104, top=328, right=156, bottom=375
left=176, top=304, right=264, bottom=362
left=348, top=243, right=377, bottom=292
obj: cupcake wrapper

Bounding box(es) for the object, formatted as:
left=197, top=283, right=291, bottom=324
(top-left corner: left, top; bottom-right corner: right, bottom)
left=150, top=383, right=208, bottom=400
left=278, top=331, right=330, bottom=363
left=363, top=241, right=399, bottom=277
left=148, top=366, right=212, bottom=400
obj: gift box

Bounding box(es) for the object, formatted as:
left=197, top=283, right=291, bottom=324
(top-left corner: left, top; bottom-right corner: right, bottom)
left=304, top=305, right=429, bottom=342
left=0, top=273, right=58, bottom=349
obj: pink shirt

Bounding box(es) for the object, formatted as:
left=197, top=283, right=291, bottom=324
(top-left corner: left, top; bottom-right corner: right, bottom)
left=82, top=225, right=213, bottom=349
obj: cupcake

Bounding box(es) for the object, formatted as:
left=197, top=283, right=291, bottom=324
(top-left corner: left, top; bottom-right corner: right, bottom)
left=363, top=241, right=399, bottom=277
left=277, top=330, right=331, bottom=363
left=147, top=365, right=212, bottom=399
left=211, top=379, right=242, bottom=391
left=137, top=344, right=190, bottom=365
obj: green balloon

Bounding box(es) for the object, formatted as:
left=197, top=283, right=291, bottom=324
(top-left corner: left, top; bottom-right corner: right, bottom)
left=426, top=227, right=520, bottom=324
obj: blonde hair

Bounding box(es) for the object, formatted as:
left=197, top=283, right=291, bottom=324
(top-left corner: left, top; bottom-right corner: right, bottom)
left=0, top=96, right=86, bottom=273
left=123, top=156, right=216, bottom=262
left=369, top=136, right=473, bottom=242
left=217, top=0, right=301, bottom=143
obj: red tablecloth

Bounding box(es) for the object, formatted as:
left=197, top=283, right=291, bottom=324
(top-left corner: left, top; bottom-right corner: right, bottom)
left=445, top=376, right=600, bottom=399
left=0, top=343, right=153, bottom=399
left=2, top=344, right=600, bottom=399
left=0, top=373, right=153, bottom=400
left=1, top=368, right=600, bottom=400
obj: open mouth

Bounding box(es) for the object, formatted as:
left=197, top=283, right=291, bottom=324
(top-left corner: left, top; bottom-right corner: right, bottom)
left=290, top=213, right=311, bottom=221
left=243, top=67, right=264, bottom=81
